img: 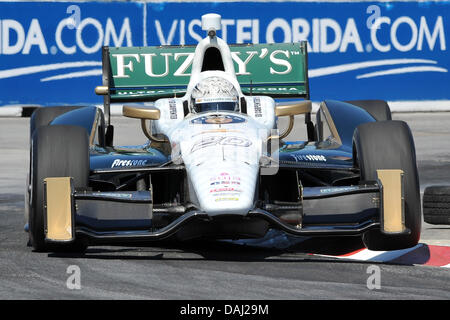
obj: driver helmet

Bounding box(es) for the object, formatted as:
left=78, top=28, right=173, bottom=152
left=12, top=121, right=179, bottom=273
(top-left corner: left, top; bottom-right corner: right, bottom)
left=191, top=76, right=239, bottom=113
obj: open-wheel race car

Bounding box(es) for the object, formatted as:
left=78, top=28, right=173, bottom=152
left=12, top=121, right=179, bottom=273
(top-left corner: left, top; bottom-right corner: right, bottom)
left=25, top=14, right=421, bottom=253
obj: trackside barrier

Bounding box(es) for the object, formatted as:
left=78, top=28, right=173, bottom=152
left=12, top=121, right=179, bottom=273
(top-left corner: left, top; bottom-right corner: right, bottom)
left=0, top=1, right=449, bottom=112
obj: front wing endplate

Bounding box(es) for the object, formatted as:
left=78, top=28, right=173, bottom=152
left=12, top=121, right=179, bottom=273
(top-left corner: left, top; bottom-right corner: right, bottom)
left=44, top=177, right=75, bottom=242
left=377, top=169, right=406, bottom=234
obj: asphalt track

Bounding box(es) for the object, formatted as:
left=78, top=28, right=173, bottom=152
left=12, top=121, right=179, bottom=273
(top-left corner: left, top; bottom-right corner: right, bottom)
left=0, top=113, right=449, bottom=300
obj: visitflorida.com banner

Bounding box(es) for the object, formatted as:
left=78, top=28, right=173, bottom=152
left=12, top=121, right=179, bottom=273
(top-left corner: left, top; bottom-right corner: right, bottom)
left=0, top=1, right=448, bottom=108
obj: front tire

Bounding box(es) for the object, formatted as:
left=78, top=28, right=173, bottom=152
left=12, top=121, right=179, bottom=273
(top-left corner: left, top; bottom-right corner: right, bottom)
left=29, top=125, right=89, bottom=252
left=354, top=120, right=421, bottom=250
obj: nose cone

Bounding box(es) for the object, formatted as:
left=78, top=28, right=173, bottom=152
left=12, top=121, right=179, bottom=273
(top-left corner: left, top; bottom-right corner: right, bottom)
left=188, top=162, right=259, bottom=215
left=179, top=123, right=263, bottom=215
left=169, top=112, right=270, bottom=216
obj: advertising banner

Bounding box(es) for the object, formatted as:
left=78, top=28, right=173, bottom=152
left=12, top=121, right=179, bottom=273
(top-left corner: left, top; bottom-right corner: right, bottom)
left=0, top=1, right=448, bottom=106
left=0, top=1, right=144, bottom=106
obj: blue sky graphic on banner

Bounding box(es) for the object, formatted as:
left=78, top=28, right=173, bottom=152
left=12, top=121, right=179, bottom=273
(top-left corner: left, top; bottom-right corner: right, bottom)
left=0, top=1, right=448, bottom=105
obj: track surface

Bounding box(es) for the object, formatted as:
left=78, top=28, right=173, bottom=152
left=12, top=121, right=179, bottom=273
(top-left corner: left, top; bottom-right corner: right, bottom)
left=0, top=113, right=449, bottom=299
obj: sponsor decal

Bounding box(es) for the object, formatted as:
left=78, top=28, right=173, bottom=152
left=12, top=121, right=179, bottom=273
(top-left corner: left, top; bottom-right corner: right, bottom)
left=191, top=114, right=246, bottom=125
left=110, top=47, right=299, bottom=79
left=195, top=97, right=237, bottom=104
left=209, top=173, right=243, bottom=198
left=290, top=154, right=327, bottom=162
left=169, top=99, right=177, bottom=119
left=190, top=135, right=252, bottom=153
left=215, top=197, right=239, bottom=202
left=210, top=187, right=241, bottom=193
left=117, top=89, right=186, bottom=96
left=111, top=159, right=148, bottom=168
left=210, top=180, right=241, bottom=185
left=253, top=97, right=263, bottom=118
left=319, top=186, right=359, bottom=194
left=210, top=173, right=241, bottom=181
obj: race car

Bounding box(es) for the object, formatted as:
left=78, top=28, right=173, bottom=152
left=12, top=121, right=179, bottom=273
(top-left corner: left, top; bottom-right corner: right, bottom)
left=25, top=13, right=421, bottom=252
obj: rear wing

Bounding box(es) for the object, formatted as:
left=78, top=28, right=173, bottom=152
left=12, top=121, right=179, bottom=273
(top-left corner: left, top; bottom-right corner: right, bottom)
left=96, top=41, right=310, bottom=125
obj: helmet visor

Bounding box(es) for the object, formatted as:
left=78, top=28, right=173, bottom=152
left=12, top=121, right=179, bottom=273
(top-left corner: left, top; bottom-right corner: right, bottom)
left=194, top=97, right=238, bottom=113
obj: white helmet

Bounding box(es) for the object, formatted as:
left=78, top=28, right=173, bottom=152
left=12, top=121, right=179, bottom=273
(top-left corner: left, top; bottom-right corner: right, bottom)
left=191, top=76, right=239, bottom=113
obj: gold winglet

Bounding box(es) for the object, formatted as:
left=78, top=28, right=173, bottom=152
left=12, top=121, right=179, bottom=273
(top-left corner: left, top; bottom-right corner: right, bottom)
left=123, top=105, right=161, bottom=120
left=44, top=177, right=74, bottom=242
left=377, top=169, right=406, bottom=234
left=275, top=100, right=312, bottom=117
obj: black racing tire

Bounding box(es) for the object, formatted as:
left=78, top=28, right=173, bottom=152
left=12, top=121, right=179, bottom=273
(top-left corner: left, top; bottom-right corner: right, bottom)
left=346, top=100, right=392, bottom=121
left=354, top=120, right=421, bottom=250
left=29, top=125, right=89, bottom=252
left=30, top=106, right=83, bottom=138
left=423, top=186, right=450, bottom=225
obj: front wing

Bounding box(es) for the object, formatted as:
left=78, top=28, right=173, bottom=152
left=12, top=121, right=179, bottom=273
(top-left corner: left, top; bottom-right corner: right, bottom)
left=43, top=169, right=409, bottom=244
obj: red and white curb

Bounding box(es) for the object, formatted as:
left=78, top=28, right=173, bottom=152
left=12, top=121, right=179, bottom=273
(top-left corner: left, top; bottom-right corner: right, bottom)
left=316, top=243, right=450, bottom=268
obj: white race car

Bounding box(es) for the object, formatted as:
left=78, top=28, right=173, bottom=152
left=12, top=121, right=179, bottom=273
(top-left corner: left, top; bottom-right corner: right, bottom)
left=26, top=14, right=421, bottom=252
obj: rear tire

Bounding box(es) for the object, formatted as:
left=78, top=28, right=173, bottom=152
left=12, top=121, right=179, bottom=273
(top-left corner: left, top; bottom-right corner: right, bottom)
left=354, top=121, right=421, bottom=250
left=30, top=106, right=82, bottom=138
left=346, top=100, right=392, bottom=121
left=423, top=186, right=450, bottom=225
left=29, top=125, right=89, bottom=252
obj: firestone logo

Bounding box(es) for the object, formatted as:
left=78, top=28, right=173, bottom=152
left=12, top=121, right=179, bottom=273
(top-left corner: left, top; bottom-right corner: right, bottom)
left=111, top=159, right=148, bottom=168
